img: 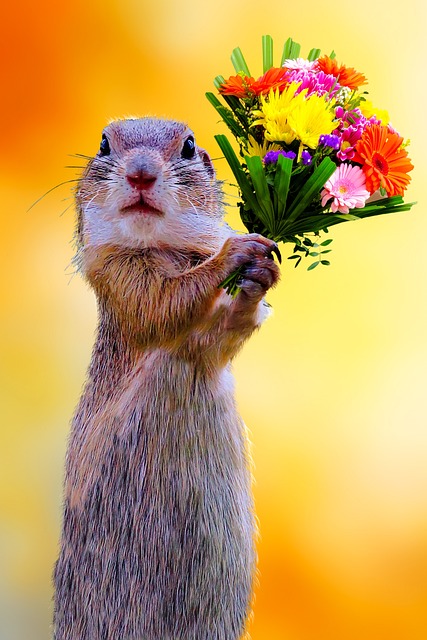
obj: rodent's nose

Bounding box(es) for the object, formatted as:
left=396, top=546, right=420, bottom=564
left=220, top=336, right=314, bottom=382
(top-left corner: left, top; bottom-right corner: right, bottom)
left=126, top=157, right=159, bottom=190
left=126, top=170, right=157, bottom=190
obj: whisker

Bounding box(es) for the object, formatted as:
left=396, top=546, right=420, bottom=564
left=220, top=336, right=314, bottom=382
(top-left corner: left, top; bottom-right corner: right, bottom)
left=65, top=257, right=80, bottom=281
left=60, top=202, right=75, bottom=217
left=222, top=192, right=240, bottom=200
left=69, top=153, right=95, bottom=161
left=27, top=179, right=80, bottom=212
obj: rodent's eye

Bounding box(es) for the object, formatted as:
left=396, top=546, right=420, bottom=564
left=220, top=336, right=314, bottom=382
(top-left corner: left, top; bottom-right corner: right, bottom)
left=181, top=136, right=195, bottom=160
left=99, top=134, right=110, bottom=156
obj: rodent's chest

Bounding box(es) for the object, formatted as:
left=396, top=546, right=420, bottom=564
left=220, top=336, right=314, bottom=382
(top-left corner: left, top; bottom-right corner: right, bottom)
left=76, top=350, right=235, bottom=461
left=68, top=352, right=239, bottom=510
left=121, top=348, right=231, bottom=408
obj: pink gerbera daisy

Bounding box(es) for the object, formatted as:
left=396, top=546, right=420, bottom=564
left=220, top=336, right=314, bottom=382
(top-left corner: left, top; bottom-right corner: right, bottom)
left=321, top=163, right=370, bottom=213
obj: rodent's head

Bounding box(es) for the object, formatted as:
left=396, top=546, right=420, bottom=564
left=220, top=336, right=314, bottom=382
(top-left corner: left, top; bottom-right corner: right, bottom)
left=76, top=117, right=224, bottom=252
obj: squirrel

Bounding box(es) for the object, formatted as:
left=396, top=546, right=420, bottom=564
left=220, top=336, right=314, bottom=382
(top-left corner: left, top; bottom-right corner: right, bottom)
left=53, top=117, right=280, bottom=640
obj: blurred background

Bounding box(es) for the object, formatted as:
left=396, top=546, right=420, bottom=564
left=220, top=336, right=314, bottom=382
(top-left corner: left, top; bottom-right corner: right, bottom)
left=1, top=0, right=426, bottom=638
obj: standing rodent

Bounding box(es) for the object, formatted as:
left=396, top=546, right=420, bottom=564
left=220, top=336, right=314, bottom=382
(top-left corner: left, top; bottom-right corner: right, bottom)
left=53, top=117, right=280, bottom=640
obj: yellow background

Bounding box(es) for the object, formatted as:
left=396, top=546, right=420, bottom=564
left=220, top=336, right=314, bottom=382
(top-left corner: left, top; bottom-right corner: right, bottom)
left=1, top=1, right=426, bottom=638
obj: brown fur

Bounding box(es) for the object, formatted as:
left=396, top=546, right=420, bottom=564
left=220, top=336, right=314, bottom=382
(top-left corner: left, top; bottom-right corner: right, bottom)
left=53, top=117, right=279, bottom=640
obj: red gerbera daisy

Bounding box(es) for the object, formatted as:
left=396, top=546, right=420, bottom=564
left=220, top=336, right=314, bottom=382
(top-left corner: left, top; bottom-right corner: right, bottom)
left=353, top=124, right=414, bottom=196
left=250, top=67, right=289, bottom=95
left=218, top=74, right=255, bottom=98
left=219, top=67, right=289, bottom=99
left=316, top=55, right=367, bottom=90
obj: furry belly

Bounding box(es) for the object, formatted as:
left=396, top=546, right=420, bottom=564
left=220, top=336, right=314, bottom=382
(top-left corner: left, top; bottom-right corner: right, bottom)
left=54, top=353, right=256, bottom=640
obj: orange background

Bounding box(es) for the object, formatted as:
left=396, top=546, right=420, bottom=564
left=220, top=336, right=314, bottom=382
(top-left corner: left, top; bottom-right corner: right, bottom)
left=1, top=1, right=427, bottom=638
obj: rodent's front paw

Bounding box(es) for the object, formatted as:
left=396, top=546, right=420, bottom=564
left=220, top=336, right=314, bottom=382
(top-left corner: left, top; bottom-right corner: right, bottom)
left=222, top=233, right=281, bottom=273
left=238, top=256, right=280, bottom=301
left=221, top=234, right=280, bottom=298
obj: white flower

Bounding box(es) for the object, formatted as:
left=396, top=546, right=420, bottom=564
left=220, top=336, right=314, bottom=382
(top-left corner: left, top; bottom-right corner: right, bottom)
left=282, top=58, right=316, bottom=71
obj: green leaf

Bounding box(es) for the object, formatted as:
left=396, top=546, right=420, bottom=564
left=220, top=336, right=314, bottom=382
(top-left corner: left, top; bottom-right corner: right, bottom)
left=309, top=251, right=320, bottom=257
left=320, top=238, right=333, bottom=246
left=214, top=75, right=225, bottom=89
left=220, top=93, right=250, bottom=129
left=280, top=37, right=292, bottom=64
left=288, top=196, right=416, bottom=238
left=220, top=93, right=244, bottom=112
left=355, top=196, right=416, bottom=217
left=280, top=37, right=301, bottom=64
left=329, top=50, right=336, bottom=60
left=245, top=155, right=275, bottom=232
left=262, top=35, right=273, bottom=72
left=307, top=261, right=320, bottom=270
left=214, top=135, right=259, bottom=214
left=290, top=213, right=359, bottom=235
left=205, top=91, right=222, bottom=108
left=283, top=157, right=337, bottom=227
left=321, top=260, right=331, bottom=266
left=307, top=48, right=321, bottom=61
left=273, top=154, right=293, bottom=223
left=289, top=40, right=301, bottom=59
left=288, top=254, right=302, bottom=267
left=219, top=266, right=244, bottom=297
left=231, top=47, right=251, bottom=76
left=206, top=92, right=246, bottom=139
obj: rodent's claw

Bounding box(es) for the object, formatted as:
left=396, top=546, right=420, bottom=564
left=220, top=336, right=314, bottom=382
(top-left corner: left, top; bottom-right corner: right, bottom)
left=246, top=234, right=281, bottom=264
left=269, top=243, right=282, bottom=264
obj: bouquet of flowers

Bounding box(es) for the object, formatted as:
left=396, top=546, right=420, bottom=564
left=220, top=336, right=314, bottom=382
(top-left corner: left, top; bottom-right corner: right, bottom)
left=206, top=36, right=415, bottom=290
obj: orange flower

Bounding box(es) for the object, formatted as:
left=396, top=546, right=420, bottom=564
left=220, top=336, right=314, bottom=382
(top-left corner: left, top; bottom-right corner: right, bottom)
left=219, top=74, right=255, bottom=98
left=316, top=55, right=367, bottom=90
left=219, top=67, right=289, bottom=98
left=250, top=67, right=289, bottom=95
left=353, top=124, right=414, bottom=196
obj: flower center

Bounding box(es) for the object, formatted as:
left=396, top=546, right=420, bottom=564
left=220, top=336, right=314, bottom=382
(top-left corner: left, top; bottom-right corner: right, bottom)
left=372, top=152, right=389, bottom=175
left=338, top=185, right=348, bottom=194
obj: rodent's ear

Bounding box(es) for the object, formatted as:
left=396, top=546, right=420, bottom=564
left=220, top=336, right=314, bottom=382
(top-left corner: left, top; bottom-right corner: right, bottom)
left=199, top=149, right=215, bottom=178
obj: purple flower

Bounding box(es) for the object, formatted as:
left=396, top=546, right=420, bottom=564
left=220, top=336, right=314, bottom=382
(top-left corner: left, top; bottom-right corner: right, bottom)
left=263, top=150, right=296, bottom=164
left=319, top=134, right=340, bottom=150
left=301, top=150, right=312, bottom=165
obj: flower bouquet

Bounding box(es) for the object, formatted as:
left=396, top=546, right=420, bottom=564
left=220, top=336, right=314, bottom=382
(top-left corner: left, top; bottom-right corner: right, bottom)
left=206, top=36, right=415, bottom=292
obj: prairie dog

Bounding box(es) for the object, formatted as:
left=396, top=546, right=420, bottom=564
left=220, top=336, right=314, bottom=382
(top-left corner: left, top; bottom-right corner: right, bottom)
left=53, top=117, right=280, bottom=640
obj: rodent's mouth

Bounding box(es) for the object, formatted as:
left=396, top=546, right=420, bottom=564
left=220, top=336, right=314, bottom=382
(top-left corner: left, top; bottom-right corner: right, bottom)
left=120, top=197, right=163, bottom=217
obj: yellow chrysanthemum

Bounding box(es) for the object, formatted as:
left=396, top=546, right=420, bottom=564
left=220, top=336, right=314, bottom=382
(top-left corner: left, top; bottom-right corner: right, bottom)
left=358, top=99, right=390, bottom=126
left=287, top=91, right=337, bottom=149
left=251, top=84, right=337, bottom=150
left=251, top=84, right=301, bottom=144
left=244, top=135, right=281, bottom=158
